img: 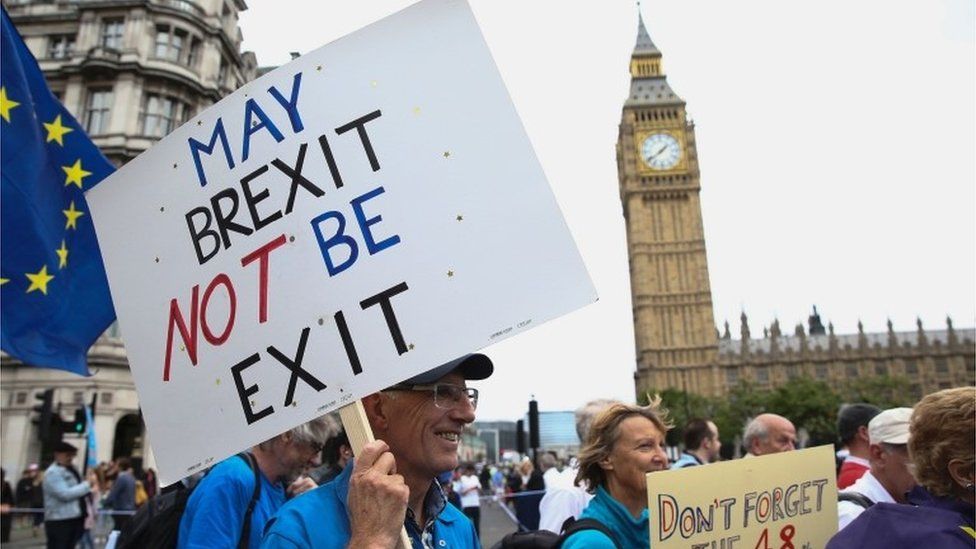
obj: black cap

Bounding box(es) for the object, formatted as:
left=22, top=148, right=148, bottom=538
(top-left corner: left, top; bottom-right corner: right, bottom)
left=53, top=441, right=79, bottom=454
left=402, top=353, right=493, bottom=385
left=837, top=403, right=882, bottom=444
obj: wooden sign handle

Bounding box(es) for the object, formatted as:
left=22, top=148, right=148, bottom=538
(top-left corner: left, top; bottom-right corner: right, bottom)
left=339, top=400, right=413, bottom=549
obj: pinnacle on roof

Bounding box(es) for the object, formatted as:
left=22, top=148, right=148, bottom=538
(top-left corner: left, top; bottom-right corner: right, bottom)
left=634, top=10, right=661, bottom=56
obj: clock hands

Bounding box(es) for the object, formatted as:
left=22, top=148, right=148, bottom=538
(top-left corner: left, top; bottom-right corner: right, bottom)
left=647, top=144, right=669, bottom=161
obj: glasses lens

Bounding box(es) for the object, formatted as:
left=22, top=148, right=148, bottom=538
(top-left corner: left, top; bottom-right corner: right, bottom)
left=433, top=384, right=478, bottom=410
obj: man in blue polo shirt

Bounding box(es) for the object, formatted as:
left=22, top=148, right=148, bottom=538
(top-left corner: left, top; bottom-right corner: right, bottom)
left=261, top=353, right=492, bottom=548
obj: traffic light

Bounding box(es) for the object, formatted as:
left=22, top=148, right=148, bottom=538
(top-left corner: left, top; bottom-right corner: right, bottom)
left=516, top=419, right=526, bottom=454
left=32, top=389, right=54, bottom=442
left=528, top=399, right=540, bottom=450
left=69, top=407, right=87, bottom=434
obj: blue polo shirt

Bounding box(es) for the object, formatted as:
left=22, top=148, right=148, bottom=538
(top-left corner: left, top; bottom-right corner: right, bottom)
left=261, top=462, right=479, bottom=549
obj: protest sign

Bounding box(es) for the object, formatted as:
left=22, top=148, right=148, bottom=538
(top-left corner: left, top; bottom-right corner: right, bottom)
left=647, top=445, right=838, bottom=549
left=86, top=0, right=596, bottom=484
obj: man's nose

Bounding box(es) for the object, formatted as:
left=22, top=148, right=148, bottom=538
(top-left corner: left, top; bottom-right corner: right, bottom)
left=449, top=398, right=477, bottom=423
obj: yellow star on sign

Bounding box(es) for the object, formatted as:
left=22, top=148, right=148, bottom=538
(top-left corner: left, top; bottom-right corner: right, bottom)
left=25, top=265, right=54, bottom=295
left=0, top=86, right=20, bottom=123
left=63, top=201, right=85, bottom=229
left=44, top=115, right=74, bottom=146
left=56, top=240, right=69, bottom=269
left=63, top=159, right=92, bottom=189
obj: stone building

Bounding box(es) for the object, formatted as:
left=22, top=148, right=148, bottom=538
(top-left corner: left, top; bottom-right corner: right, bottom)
left=1, top=0, right=257, bottom=476
left=617, top=15, right=976, bottom=398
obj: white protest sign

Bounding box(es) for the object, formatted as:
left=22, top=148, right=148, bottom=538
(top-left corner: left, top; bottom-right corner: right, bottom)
left=87, top=0, right=596, bottom=484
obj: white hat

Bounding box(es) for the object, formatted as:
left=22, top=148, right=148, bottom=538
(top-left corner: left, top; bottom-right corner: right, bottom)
left=868, top=407, right=913, bottom=444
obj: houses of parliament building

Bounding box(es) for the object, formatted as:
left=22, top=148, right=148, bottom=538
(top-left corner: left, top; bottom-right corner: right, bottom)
left=617, top=15, right=975, bottom=398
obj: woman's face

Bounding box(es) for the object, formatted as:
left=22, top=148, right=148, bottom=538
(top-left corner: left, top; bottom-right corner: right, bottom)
left=602, top=415, right=669, bottom=503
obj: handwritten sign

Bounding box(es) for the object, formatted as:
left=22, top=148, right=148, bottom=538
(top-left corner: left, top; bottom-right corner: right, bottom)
left=86, top=0, right=595, bottom=484
left=647, top=446, right=838, bottom=549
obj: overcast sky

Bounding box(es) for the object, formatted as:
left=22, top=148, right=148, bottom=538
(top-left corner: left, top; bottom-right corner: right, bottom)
left=239, top=0, right=975, bottom=421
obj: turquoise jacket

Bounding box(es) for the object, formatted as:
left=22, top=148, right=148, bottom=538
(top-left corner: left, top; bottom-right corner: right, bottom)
left=260, top=462, right=479, bottom=549
left=562, top=486, right=649, bottom=549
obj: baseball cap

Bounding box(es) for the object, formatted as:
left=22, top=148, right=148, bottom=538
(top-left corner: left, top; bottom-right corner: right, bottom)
left=402, top=353, right=493, bottom=385
left=868, top=407, right=913, bottom=444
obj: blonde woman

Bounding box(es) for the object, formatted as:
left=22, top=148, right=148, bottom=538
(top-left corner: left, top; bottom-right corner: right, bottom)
left=562, top=400, right=671, bottom=549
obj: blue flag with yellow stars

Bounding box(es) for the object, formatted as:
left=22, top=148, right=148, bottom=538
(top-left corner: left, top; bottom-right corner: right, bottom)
left=1, top=8, right=116, bottom=376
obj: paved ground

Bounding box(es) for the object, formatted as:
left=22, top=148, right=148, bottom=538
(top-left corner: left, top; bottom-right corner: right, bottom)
left=5, top=499, right=523, bottom=548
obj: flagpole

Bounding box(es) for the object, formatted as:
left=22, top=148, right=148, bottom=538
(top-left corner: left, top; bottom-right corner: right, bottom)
left=83, top=391, right=97, bottom=474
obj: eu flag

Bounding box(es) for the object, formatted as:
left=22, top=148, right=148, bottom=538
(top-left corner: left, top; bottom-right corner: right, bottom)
left=1, top=8, right=116, bottom=376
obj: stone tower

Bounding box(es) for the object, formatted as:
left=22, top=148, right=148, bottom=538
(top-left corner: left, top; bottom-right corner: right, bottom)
left=617, top=14, right=718, bottom=395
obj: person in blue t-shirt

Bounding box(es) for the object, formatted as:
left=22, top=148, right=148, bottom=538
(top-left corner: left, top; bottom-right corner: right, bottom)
left=261, top=353, right=493, bottom=548
left=561, top=399, right=672, bottom=549
left=177, top=415, right=334, bottom=549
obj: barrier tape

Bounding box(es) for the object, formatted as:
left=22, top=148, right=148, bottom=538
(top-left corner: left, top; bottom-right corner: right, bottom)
left=6, top=507, right=137, bottom=516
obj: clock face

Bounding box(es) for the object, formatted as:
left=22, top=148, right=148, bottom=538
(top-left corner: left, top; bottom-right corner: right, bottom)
left=641, top=133, right=681, bottom=170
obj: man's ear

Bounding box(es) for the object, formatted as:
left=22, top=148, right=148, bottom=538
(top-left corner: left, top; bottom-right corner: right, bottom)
left=868, top=443, right=885, bottom=463
left=857, top=425, right=871, bottom=444
left=361, top=393, right=389, bottom=433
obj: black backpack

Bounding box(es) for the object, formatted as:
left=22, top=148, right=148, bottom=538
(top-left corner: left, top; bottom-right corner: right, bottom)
left=117, top=453, right=261, bottom=549
left=491, top=516, right=622, bottom=549
left=838, top=491, right=875, bottom=509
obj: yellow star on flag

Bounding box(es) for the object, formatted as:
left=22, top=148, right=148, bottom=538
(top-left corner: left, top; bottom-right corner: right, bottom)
left=62, top=159, right=92, bottom=189
left=0, top=86, right=20, bottom=123
left=0, top=278, right=9, bottom=286
left=63, top=201, right=85, bottom=229
left=56, top=240, right=69, bottom=269
left=44, top=115, right=74, bottom=146
left=25, top=265, right=54, bottom=295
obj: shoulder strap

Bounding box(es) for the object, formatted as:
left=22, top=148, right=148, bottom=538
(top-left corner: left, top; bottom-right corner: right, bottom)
left=838, top=491, right=875, bottom=509
left=237, top=452, right=262, bottom=549
left=558, top=517, right=621, bottom=549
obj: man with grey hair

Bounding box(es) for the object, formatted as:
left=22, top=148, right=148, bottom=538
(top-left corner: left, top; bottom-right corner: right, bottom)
left=538, top=398, right=620, bottom=533
left=742, top=413, right=797, bottom=457
left=178, top=415, right=335, bottom=548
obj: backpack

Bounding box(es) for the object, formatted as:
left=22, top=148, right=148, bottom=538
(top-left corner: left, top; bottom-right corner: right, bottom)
left=491, top=516, right=622, bottom=549
left=116, top=453, right=261, bottom=549
left=838, top=491, right=875, bottom=509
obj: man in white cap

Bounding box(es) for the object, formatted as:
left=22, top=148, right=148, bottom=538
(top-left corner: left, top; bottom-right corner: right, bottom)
left=836, top=407, right=917, bottom=530
left=261, top=353, right=492, bottom=548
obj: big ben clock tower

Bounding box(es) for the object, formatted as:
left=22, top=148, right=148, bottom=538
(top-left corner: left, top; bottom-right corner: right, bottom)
left=618, top=14, right=719, bottom=395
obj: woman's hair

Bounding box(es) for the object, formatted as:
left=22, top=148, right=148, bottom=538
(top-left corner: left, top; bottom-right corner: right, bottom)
left=575, top=397, right=671, bottom=493
left=908, top=386, right=975, bottom=498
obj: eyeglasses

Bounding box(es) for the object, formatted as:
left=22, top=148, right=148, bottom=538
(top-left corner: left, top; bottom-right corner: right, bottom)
left=295, top=439, right=323, bottom=454
left=388, top=383, right=479, bottom=410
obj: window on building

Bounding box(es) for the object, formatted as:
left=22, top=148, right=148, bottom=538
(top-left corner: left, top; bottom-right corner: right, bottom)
left=217, top=57, right=228, bottom=86
left=756, top=366, right=769, bottom=383
left=186, top=37, right=202, bottom=68
left=966, top=357, right=975, bottom=375
left=815, top=364, right=827, bottom=380
left=85, top=89, right=112, bottom=134
left=725, top=367, right=739, bottom=385
left=15, top=392, right=28, bottom=405
left=938, top=381, right=952, bottom=390
left=154, top=25, right=188, bottom=62
left=846, top=363, right=858, bottom=378
left=48, top=34, right=75, bottom=59
left=904, top=360, right=918, bottom=375
left=101, top=392, right=113, bottom=405
left=142, top=93, right=189, bottom=137
left=72, top=391, right=84, bottom=404
left=101, top=18, right=125, bottom=50
left=786, top=365, right=799, bottom=380
left=935, top=357, right=949, bottom=374
left=874, top=361, right=887, bottom=376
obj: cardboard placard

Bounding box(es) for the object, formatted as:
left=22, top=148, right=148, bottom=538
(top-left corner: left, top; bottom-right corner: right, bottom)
left=647, top=446, right=838, bottom=549
left=87, top=0, right=595, bottom=484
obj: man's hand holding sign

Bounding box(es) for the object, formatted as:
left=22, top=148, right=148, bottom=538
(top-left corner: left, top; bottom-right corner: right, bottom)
left=87, top=0, right=596, bottom=547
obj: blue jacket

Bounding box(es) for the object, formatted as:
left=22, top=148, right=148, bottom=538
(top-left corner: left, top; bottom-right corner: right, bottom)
left=41, top=462, right=91, bottom=521
left=261, top=462, right=479, bottom=549
left=562, top=486, right=647, bottom=549
left=827, top=486, right=975, bottom=549
left=178, top=455, right=286, bottom=549
left=670, top=452, right=703, bottom=469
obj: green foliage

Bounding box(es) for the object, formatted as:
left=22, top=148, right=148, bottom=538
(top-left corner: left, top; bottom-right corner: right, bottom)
left=643, top=375, right=916, bottom=452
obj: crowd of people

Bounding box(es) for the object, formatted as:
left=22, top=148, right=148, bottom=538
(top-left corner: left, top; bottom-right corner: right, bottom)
left=6, top=350, right=973, bottom=548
